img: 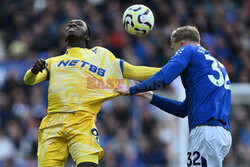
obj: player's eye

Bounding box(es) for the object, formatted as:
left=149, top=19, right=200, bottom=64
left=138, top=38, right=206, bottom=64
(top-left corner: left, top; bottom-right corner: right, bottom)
left=77, top=22, right=83, bottom=26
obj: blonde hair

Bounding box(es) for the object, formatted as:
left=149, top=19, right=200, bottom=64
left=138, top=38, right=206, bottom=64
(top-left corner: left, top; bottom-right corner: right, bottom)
left=170, top=26, right=200, bottom=44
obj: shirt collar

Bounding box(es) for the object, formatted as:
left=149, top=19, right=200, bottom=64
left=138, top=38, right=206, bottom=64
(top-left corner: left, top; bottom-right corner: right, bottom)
left=65, top=47, right=85, bottom=55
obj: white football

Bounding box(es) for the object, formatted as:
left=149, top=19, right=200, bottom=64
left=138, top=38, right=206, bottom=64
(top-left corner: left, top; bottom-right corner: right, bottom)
left=122, top=4, right=154, bottom=37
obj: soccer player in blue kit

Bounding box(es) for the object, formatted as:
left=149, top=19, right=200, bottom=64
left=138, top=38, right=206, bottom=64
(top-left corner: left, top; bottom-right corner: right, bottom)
left=116, top=26, right=232, bottom=167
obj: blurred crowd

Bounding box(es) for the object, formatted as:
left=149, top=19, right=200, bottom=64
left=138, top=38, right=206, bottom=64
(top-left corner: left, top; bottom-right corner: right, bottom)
left=0, top=0, right=249, bottom=166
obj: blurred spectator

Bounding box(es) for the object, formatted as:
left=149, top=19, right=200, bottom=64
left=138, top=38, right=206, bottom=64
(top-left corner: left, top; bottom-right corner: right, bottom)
left=0, top=129, right=15, bottom=162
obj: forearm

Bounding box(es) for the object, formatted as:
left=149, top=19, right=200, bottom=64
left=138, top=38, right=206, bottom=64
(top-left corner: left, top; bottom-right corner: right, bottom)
left=129, top=61, right=184, bottom=95
left=23, top=69, right=47, bottom=85
left=123, top=61, right=161, bottom=80
left=150, top=93, right=187, bottom=118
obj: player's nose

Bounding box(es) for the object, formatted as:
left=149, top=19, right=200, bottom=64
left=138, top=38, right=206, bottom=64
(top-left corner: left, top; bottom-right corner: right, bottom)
left=68, top=23, right=77, bottom=27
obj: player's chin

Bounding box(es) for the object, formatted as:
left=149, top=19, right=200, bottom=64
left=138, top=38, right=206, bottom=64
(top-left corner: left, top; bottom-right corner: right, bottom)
left=66, top=30, right=78, bottom=37
left=66, top=33, right=80, bottom=41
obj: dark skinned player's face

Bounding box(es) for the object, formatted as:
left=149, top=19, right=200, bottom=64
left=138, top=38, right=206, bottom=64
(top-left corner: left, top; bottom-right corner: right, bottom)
left=65, top=19, right=89, bottom=42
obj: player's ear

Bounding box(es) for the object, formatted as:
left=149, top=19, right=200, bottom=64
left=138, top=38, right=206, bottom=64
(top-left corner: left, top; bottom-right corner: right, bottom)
left=84, top=34, right=91, bottom=44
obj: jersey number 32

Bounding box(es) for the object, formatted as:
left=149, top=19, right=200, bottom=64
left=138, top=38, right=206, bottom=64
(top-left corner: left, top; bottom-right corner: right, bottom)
left=205, top=54, right=231, bottom=90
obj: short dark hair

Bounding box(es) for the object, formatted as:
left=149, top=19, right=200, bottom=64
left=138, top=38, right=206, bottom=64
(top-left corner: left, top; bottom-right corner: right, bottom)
left=170, top=26, right=200, bottom=44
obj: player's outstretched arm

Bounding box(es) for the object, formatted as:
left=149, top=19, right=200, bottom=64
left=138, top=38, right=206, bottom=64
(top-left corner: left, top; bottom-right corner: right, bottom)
left=129, top=61, right=184, bottom=95
left=123, top=61, right=161, bottom=80
left=137, top=91, right=187, bottom=118
left=24, top=58, right=48, bottom=85
left=115, top=61, right=184, bottom=95
left=126, top=45, right=192, bottom=95
left=115, top=87, right=187, bottom=117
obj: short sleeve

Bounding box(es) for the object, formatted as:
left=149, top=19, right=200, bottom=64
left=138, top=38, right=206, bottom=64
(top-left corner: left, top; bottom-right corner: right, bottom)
left=170, top=45, right=193, bottom=69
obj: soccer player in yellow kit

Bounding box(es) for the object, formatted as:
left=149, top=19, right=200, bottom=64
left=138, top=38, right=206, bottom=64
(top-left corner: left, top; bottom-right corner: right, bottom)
left=24, top=19, right=160, bottom=167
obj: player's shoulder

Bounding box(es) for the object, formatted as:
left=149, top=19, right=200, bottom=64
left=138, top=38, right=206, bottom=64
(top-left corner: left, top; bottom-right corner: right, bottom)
left=181, top=45, right=197, bottom=51
left=45, top=56, right=54, bottom=62
left=177, top=45, right=203, bottom=56
left=90, top=46, right=117, bottom=60
left=90, top=46, right=111, bottom=54
left=196, top=46, right=210, bottom=55
left=174, top=45, right=192, bottom=56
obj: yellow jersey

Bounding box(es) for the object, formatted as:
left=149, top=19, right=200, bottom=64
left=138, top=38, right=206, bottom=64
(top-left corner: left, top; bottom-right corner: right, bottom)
left=24, top=47, right=160, bottom=116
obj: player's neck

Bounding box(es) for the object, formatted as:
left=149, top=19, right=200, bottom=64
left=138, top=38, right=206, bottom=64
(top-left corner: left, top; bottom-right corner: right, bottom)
left=67, top=41, right=86, bottom=48
left=190, top=42, right=200, bottom=46
left=184, top=41, right=200, bottom=46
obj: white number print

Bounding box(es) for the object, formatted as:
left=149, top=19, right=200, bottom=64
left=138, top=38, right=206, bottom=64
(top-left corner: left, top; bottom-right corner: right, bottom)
left=204, top=54, right=231, bottom=90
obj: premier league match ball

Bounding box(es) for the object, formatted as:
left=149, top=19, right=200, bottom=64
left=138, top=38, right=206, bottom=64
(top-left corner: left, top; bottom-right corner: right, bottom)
left=122, top=4, right=154, bottom=37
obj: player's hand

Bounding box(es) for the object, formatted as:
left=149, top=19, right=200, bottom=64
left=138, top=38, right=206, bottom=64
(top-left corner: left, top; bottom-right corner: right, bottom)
left=114, top=86, right=130, bottom=95
left=135, top=91, right=154, bottom=102
left=31, top=58, right=47, bottom=74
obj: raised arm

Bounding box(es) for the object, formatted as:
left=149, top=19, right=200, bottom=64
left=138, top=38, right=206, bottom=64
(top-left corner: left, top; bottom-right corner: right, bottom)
left=115, top=45, right=193, bottom=96
left=129, top=61, right=184, bottom=95
left=123, top=61, right=161, bottom=80
left=24, top=58, right=49, bottom=85
left=128, top=45, right=193, bottom=95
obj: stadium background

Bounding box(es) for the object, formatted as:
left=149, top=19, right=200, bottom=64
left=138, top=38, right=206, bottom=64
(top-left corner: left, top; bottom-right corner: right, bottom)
left=0, top=0, right=249, bottom=166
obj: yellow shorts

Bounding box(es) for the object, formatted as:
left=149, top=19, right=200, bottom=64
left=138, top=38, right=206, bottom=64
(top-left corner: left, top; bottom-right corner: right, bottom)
left=37, top=111, right=104, bottom=167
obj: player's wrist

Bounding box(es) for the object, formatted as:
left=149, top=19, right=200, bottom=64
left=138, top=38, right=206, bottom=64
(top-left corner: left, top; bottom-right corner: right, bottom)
left=129, top=87, right=136, bottom=95
left=149, top=93, right=157, bottom=103
left=135, top=91, right=153, bottom=102
left=145, top=91, right=153, bottom=102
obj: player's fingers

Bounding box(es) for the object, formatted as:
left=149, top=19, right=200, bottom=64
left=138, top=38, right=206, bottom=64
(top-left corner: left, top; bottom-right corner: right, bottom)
left=35, top=62, right=45, bottom=73
left=38, top=59, right=46, bottom=68
left=113, top=88, right=119, bottom=92
left=113, top=88, right=121, bottom=95
left=41, top=59, right=47, bottom=68
left=135, top=93, right=142, bottom=97
left=36, top=62, right=44, bottom=69
left=40, top=58, right=45, bottom=63
left=135, top=81, right=140, bottom=85
left=40, top=59, right=48, bottom=68
left=34, top=63, right=43, bottom=70
left=37, top=60, right=46, bottom=69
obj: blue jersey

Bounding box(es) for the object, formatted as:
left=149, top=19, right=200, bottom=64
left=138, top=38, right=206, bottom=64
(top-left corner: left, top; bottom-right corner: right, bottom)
left=130, top=45, right=231, bottom=131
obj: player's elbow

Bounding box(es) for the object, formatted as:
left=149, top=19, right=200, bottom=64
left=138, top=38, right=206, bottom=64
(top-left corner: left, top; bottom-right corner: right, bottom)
left=179, top=114, right=187, bottom=118
left=176, top=109, right=187, bottom=118
left=179, top=111, right=188, bottom=118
